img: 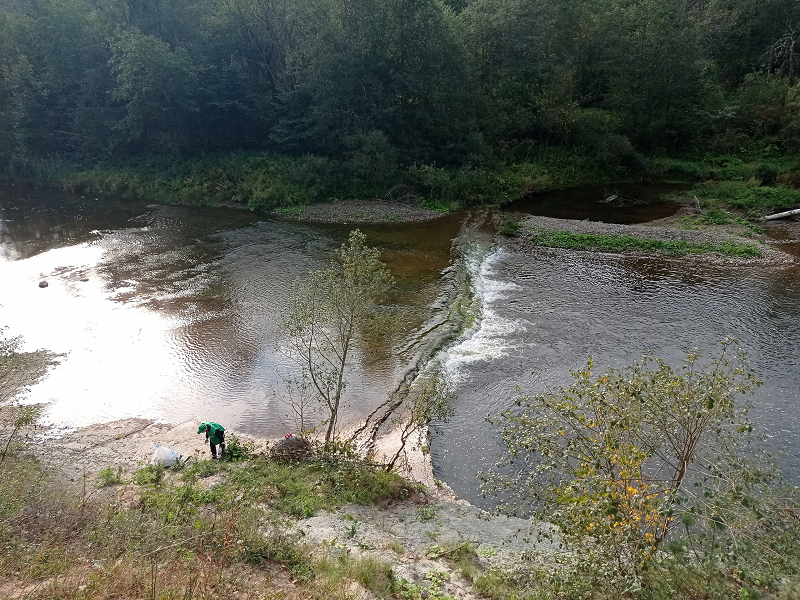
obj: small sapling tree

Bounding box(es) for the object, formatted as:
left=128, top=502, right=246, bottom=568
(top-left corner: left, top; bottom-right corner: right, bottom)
left=276, top=372, right=321, bottom=438
left=483, top=339, right=787, bottom=594
left=280, top=230, right=394, bottom=445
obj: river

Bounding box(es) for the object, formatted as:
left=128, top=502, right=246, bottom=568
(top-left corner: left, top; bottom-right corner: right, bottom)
left=1, top=183, right=798, bottom=508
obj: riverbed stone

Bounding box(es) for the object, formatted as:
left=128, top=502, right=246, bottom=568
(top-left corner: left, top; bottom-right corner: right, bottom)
left=38, top=280, right=48, bottom=288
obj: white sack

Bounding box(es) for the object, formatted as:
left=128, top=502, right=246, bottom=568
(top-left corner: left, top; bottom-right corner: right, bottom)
left=151, top=443, right=181, bottom=467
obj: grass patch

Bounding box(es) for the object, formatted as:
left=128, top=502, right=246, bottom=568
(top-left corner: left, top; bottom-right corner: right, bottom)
left=275, top=205, right=306, bottom=218
left=416, top=504, right=440, bottom=522
left=134, top=462, right=165, bottom=485
left=529, top=230, right=762, bottom=258
left=695, top=179, right=800, bottom=217
left=314, top=554, right=394, bottom=598
left=388, top=540, right=406, bottom=554
left=223, top=456, right=414, bottom=518
left=427, top=541, right=483, bottom=581
left=499, top=220, right=523, bottom=237
left=96, top=466, right=123, bottom=488
left=0, top=442, right=415, bottom=600
left=473, top=566, right=547, bottom=600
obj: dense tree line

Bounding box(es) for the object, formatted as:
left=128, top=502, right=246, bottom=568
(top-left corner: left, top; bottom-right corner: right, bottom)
left=2, top=0, right=800, bottom=169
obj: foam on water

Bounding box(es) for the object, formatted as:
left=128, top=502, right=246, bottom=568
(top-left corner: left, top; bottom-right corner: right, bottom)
left=441, top=247, right=525, bottom=383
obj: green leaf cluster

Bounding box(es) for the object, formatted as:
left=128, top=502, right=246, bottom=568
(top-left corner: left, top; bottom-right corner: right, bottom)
left=484, top=340, right=800, bottom=597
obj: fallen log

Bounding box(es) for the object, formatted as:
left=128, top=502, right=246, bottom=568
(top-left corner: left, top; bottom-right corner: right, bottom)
left=763, top=208, right=800, bottom=220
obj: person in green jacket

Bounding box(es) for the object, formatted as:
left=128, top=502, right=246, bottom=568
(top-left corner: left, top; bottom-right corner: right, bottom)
left=197, top=421, right=226, bottom=459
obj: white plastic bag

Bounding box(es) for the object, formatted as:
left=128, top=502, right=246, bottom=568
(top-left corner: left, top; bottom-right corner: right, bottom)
left=151, top=443, right=181, bottom=467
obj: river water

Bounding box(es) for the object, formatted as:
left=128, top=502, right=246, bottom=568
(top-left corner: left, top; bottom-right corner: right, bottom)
left=0, top=184, right=465, bottom=435
left=2, top=184, right=798, bottom=508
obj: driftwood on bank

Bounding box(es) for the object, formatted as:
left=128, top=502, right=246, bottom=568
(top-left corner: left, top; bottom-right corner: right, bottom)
left=763, top=208, right=800, bottom=220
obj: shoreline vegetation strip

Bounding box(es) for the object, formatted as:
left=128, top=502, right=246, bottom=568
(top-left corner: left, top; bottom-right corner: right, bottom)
left=527, top=229, right=762, bottom=257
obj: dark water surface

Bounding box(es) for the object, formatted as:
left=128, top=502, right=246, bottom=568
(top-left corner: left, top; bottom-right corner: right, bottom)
left=507, top=183, right=687, bottom=224
left=432, top=238, right=800, bottom=508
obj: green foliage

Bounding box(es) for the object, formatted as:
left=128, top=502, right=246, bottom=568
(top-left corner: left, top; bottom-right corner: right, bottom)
left=315, top=554, right=394, bottom=598
left=0, top=431, right=422, bottom=598
left=109, top=29, right=200, bottom=154
left=416, top=505, right=441, bottom=522
left=700, top=207, right=734, bottom=224
left=1, top=0, right=800, bottom=183
left=134, top=462, right=165, bottom=486
left=222, top=434, right=255, bottom=462
left=280, top=230, right=394, bottom=443
left=0, top=329, right=59, bottom=461
left=473, top=566, right=546, bottom=600
left=696, top=208, right=765, bottom=234
left=499, top=220, right=523, bottom=237
left=96, top=466, right=123, bottom=488
left=223, top=454, right=413, bottom=518
left=392, top=570, right=456, bottom=600
left=528, top=230, right=762, bottom=257
left=427, top=541, right=482, bottom=580
left=483, top=341, right=800, bottom=597
left=696, top=180, right=800, bottom=217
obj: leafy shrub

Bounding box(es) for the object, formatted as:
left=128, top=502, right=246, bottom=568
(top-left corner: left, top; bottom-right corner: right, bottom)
left=499, top=220, right=523, bottom=236
left=483, top=342, right=800, bottom=598
left=699, top=207, right=732, bottom=224
left=223, top=434, right=255, bottom=462
left=134, top=462, right=165, bottom=486
left=754, top=162, right=779, bottom=185
left=96, top=466, right=123, bottom=488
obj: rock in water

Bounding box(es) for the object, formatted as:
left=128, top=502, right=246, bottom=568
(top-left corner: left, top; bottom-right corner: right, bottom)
left=39, top=280, right=48, bottom=288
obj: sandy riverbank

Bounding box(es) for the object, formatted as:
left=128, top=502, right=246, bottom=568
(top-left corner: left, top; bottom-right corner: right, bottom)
left=30, top=417, right=445, bottom=495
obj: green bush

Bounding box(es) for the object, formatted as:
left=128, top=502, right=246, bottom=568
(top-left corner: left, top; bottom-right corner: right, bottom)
left=699, top=207, right=732, bottom=224
left=697, top=180, right=800, bottom=216
left=96, top=466, right=123, bottom=488
left=134, top=462, right=165, bottom=486
left=647, top=157, right=710, bottom=181
left=223, top=434, right=255, bottom=462
left=499, top=220, right=523, bottom=236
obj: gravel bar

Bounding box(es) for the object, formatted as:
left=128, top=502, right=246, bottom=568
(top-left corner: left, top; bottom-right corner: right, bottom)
left=293, top=199, right=445, bottom=224
left=509, top=215, right=795, bottom=266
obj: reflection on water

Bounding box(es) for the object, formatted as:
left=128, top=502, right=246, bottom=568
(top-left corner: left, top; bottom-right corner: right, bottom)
left=0, top=184, right=461, bottom=435
left=3, top=183, right=799, bottom=503
left=507, top=183, right=687, bottom=224
left=432, top=243, right=800, bottom=507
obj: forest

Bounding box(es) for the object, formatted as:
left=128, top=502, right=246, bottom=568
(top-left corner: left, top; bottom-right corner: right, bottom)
left=2, top=0, right=800, bottom=208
